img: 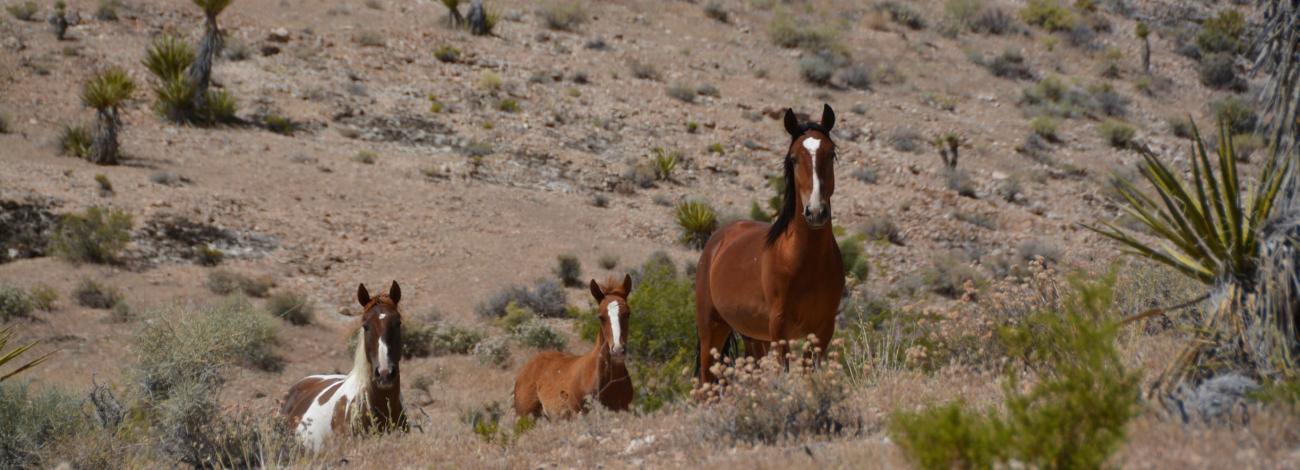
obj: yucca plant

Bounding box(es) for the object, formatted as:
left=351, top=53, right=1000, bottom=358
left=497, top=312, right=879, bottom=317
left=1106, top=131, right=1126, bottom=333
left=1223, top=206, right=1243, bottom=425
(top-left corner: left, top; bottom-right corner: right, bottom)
left=0, top=326, right=52, bottom=382
left=144, top=34, right=197, bottom=122
left=676, top=200, right=718, bottom=250
left=1087, top=120, right=1295, bottom=389
left=187, top=0, right=232, bottom=114
left=441, top=0, right=464, bottom=27
left=651, top=148, right=680, bottom=182
left=82, top=68, right=136, bottom=165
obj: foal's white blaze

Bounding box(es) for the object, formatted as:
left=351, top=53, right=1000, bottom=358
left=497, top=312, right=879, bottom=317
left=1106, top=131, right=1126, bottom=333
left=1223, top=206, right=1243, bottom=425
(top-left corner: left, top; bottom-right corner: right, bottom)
left=376, top=338, right=391, bottom=376
left=608, top=301, right=622, bottom=352
left=803, top=138, right=823, bottom=212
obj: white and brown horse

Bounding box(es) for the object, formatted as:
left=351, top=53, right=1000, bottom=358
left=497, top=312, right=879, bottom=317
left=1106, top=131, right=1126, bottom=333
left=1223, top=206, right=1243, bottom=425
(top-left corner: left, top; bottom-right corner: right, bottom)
left=513, top=275, right=634, bottom=418
left=281, top=282, right=407, bottom=450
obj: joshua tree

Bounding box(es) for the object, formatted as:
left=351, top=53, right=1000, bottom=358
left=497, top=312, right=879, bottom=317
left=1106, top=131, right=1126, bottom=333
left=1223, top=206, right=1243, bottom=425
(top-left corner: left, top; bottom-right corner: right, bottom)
left=441, top=0, right=464, bottom=27
left=82, top=68, right=136, bottom=165
left=1253, top=0, right=1299, bottom=156
left=49, top=0, right=68, bottom=40
left=1135, top=22, right=1150, bottom=75
left=186, top=0, right=231, bottom=115
left=467, top=0, right=487, bottom=35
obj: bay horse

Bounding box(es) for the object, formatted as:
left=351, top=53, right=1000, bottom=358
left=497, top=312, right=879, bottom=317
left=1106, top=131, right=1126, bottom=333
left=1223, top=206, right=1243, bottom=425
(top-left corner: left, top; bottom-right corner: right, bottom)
left=513, top=275, right=634, bottom=418
left=281, top=281, right=408, bottom=450
left=694, top=104, right=845, bottom=384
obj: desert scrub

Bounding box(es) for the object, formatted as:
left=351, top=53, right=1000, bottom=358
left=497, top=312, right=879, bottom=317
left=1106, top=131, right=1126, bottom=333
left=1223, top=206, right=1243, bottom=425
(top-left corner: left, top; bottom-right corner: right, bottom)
left=1030, top=116, right=1061, bottom=142
left=193, top=245, right=223, bottom=266
left=863, top=215, right=902, bottom=245
left=0, top=382, right=87, bottom=469
left=433, top=45, right=460, bottom=63
left=697, top=340, right=859, bottom=444
left=1018, top=0, right=1074, bottom=32
left=981, top=48, right=1033, bottom=80
left=628, top=59, right=661, bottom=81
left=478, top=70, right=503, bottom=91
left=262, top=114, right=296, bottom=136
left=431, top=323, right=484, bottom=355
left=0, top=285, right=32, bottom=322
left=353, top=150, right=378, bottom=165
left=650, top=147, right=681, bottom=181
left=538, top=1, right=584, bottom=31
left=676, top=200, right=718, bottom=250
left=476, top=279, right=567, bottom=318
left=513, top=320, right=565, bottom=350
left=73, top=278, right=121, bottom=309
left=1098, top=119, right=1135, bottom=148
left=891, top=273, right=1138, bottom=470
left=877, top=1, right=926, bottom=30
left=205, top=269, right=273, bottom=298
left=666, top=83, right=695, bottom=103
left=768, top=10, right=844, bottom=56
left=473, top=335, right=511, bottom=368
left=495, top=98, right=519, bottom=113
left=265, top=291, right=313, bottom=325
left=49, top=206, right=132, bottom=264
left=1210, top=95, right=1257, bottom=135
left=598, top=254, right=618, bottom=270
left=1199, top=53, right=1242, bottom=91
left=839, top=234, right=870, bottom=281
left=1196, top=9, right=1245, bottom=55
left=798, top=54, right=836, bottom=86
left=5, top=1, right=37, bottom=21
left=917, top=251, right=982, bottom=298
left=553, top=254, right=582, bottom=287
left=57, top=124, right=91, bottom=158
left=28, top=285, right=56, bottom=312
left=134, top=295, right=280, bottom=397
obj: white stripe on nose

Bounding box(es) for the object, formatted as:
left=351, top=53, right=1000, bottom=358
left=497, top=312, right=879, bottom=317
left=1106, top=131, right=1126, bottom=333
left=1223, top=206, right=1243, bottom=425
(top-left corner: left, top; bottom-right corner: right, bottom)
left=608, top=301, right=622, bottom=350
left=803, top=138, right=823, bottom=211
left=376, top=338, right=391, bottom=374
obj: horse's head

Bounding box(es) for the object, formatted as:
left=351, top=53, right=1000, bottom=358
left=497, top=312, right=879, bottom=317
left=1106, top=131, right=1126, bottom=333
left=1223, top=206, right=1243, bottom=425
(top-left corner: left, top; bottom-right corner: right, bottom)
left=782, top=104, right=837, bottom=229
left=589, top=274, right=633, bottom=360
left=353, top=281, right=403, bottom=390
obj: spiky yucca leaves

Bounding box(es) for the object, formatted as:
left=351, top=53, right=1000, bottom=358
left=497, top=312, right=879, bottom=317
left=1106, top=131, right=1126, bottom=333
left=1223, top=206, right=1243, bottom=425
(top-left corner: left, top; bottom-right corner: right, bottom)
left=1088, top=122, right=1290, bottom=287
left=82, top=68, right=136, bottom=165
left=187, top=0, right=232, bottom=115
left=144, top=34, right=195, bottom=82
left=676, top=200, right=718, bottom=250
left=0, top=326, right=52, bottom=382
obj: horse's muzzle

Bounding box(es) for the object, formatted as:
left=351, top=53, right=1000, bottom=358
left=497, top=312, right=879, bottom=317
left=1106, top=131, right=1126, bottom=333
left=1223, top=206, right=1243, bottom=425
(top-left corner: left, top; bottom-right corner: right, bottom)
left=611, top=345, right=626, bottom=360
left=803, top=206, right=830, bottom=228
left=374, top=366, right=398, bottom=388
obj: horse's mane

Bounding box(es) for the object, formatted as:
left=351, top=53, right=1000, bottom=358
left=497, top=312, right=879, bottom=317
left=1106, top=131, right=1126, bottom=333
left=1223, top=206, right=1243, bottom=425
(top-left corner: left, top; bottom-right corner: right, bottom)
left=766, top=122, right=833, bottom=246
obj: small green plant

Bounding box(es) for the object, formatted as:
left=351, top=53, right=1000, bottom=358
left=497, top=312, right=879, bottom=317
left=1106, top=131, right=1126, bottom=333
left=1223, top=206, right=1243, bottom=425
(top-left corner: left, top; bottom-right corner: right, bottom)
left=1030, top=116, right=1060, bottom=142
left=514, top=321, right=566, bottom=350
left=1196, top=9, right=1245, bottom=55
left=666, top=83, right=696, bottom=103
left=0, top=285, right=33, bottom=322
left=462, top=401, right=534, bottom=445
left=495, top=98, right=520, bottom=113
left=1199, top=53, right=1242, bottom=90
left=434, top=45, right=460, bottom=63
left=58, top=124, right=91, bottom=158
left=194, top=245, right=223, bottom=266
left=799, top=54, right=836, bottom=86
left=651, top=148, right=681, bottom=181
left=73, top=278, right=121, bottom=309
left=1098, top=119, right=1135, bottom=149
left=205, top=269, right=274, bottom=298
left=628, top=59, right=662, bottom=81
left=1019, top=0, right=1074, bottom=32
left=263, top=114, right=296, bottom=136
left=675, top=200, right=718, bottom=250
left=707, top=143, right=724, bottom=155
left=82, top=68, right=136, bottom=165
left=0, top=380, right=82, bottom=469
left=265, top=291, right=313, bottom=325
left=94, top=174, right=113, bottom=194
left=431, top=324, right=484, bottom=355
left=5, top=1, right=37, bottom=21
left=49, top=206, right=132, bottom=264
left=981, top=48, right=1034, bottom=80
left=479, top=70, right=503, bottom=92
left=768, top=10, right=844, bottom=56
left=878, top=1, right=927, bottom=30
left=554, top=254, right=583, bottom=287
left=539, top=1, right=585, bottom=31
left=28, top=285, right=57, bottom=312
left=1210, top=96, right=1258, bottom=135
left=839, top=235, right=870, bottom=281
left=353, top=150, right=378, bottom=164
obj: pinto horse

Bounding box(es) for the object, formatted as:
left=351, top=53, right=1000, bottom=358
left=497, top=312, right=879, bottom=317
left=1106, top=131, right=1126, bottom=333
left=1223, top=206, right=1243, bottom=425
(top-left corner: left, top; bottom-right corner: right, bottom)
left=513, top=275, right=634, bottom=418
left=281, top=281, right=408, bottom=450
left=695, top=104, right=845, bottom=383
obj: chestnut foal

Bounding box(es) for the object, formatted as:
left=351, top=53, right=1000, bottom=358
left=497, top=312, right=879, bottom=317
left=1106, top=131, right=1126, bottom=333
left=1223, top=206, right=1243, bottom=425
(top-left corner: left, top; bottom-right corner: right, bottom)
left=513, top=275, right=634, bottom=418
left=281, top=282, right=407, bottom=450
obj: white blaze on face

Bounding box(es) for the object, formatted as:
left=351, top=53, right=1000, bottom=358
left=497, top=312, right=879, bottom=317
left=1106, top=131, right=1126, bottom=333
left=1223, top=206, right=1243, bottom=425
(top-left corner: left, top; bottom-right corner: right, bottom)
left=607, top=300, right=622, bottom=351
left=376, top=337, right=391, bottom=375
left=803, top=138, right=823, bottom=212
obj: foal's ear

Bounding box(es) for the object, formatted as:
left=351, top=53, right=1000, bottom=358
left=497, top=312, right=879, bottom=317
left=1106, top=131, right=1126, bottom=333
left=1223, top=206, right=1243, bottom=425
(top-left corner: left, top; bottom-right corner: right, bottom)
left=589, top=279, right=605, bottom=302
left=621, top=273, right=633, bottom=295
left=821, top=104, right=835, bottom=132
left=782, top=108, right=801, bottom=138
left=388, top=281, right=401, bottom=304
left=357, top=283, right=371, bottom=307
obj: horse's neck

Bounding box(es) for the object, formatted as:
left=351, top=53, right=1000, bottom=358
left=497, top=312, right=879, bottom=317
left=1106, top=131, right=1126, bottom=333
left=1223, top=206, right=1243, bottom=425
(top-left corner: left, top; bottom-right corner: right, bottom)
left=364, top=381, right=402, bottom=420
left=584, top=333, right=622, bottom=392
left=776, top=215, right=837, bottom=265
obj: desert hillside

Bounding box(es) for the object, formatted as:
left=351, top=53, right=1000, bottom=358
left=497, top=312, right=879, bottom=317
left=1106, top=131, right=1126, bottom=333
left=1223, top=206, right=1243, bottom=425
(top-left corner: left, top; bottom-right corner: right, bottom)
left=2, top=0, right=1298, bottom=468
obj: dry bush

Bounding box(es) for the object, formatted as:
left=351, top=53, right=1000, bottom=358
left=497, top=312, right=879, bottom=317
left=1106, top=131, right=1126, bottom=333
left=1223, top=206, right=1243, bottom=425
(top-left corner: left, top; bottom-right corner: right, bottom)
left=696, top=339, right=860, bottom=444
left=0, top=382, right=85, bottom=469
left=72, top=278, right=121, bottom=310
left=538, top=1, right=585, bottom=31
left=0, top=285, right=32, bottom=322
left=265, top=291, right=313, bottom=325
left=205, top=269, right=274, bottom=298
left=554, top=254, right=583, bottom=287
left=49, top=207, right=132, bottom=264
left=476, top=279, right=567, bottom=318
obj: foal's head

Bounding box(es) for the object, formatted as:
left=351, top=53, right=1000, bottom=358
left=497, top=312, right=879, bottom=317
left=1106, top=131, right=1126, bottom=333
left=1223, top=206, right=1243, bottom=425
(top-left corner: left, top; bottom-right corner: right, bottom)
left=353, top=281, right=403, bottom=390
left=589, top=274, right=633, bottom=360
left=772, top=104, right=837, bottom=239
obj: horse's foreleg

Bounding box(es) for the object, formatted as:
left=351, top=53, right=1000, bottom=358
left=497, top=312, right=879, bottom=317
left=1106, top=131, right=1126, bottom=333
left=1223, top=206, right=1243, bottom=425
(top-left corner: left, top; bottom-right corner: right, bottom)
left=768, top=305, right=790, bottom=371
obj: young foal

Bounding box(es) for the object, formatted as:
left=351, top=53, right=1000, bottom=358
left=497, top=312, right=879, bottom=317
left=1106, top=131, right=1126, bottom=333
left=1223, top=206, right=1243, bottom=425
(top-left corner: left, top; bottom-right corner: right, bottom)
left=694, top=104, right=845, bottom=384
left=513, top=275, right=633, bottom=418
left=281, top=282, right=407, bottom=450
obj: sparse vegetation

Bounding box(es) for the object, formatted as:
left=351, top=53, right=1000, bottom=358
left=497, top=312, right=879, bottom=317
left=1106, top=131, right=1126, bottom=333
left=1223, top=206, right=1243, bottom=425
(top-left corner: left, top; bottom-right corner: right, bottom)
left=28, top=285, right=56, bottom=312
left=554, top=254, right=583, bottom=287
left=918, top=251, right=983, bottom=298
left=205, top=270, right=274, bottom=298
left=495, top=98, right=520, bottom=113
left=353, top=150, right=378, bottom=165
left=703, top=1, right=727, bottom=23
left=982, top=48, right=1034, bottom=80
left=58, top=124, right=91, bottom=159
left=476, top=279, right=567, bottom=319
left=265, top=291, right=313, bottom=325
left=1019, top=0, right=1074, bottom=32
left=799, top=55, right=836, bottom=86
left=1031, top=116, right=1060, bottom=142
left=0, top=382, right=84, bottom=469
left=878, top=1, right=926, bottom=30
left=538, top=1, right=584, bottom=32
left=434, top=45, right=460, bottom=63
left=187, top=0, right=234, bottom=120
left=0, top=285, right=32, bottom=322
left=675, top=200, right=718, bottom=250
left=769, top=10, right=844, bottom=56
left=263, top=114, right=297, bottom=136
left=651, top=147, right=681, bottom=181
left=1098, top=119, right=1135, bottom=148
left=1199, top=53, right=1242, bottom=90
left=1210, top=96, right=1258, bottom=135
left=5, top=1, right=37, bottom=21
left=72, top=278, right=120, bottom=310
left=666, top=83, right=696, bottom=103
left=628, top=59, right=661, bottom=81
left=50, top=207, right=132, bottom=264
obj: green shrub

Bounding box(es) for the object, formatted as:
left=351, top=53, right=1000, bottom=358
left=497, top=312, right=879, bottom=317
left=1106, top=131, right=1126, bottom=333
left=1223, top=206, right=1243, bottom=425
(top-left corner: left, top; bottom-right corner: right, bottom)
left=839, top=235, right=870, bottom=281
left=262, top=114, right=297, bottom=136
left=28, top=286, right=56, bottom=312
left=143, top=34, right=194, bottom=83
left=5, top=1, right=38, bottom=21
left=703, top=1, right=728, bottom=23
left=554, top=254, right=583, bottom=287
left=431, top=324, right=484, bottom=355
left=72, top=278, right=120, bottom=309
left=495, top=98, right=519, bottom=112
left=539, top=1, right=584, bottom=31
left=265, top=291, right=313, bottom=325
left=799, top=55, right=836, bottom=86
left=476, top=280, right=567, bottom=318
left=434, top=45, right=460, bottom=63
left=399, top=321, right=437, bottom=358
left=666, top=83, right=696, bottom=103
left=205, top=270, right=274, bottom=298
left=58, top=124, right=91, bottom=159
left=863, top=215, right=902, bottom=245
left=983, top=49, right=1034, bottom=80
left=707, top=143, right=724, bottom=155
left=918, top=251, right=982, bottom=298
left=0, top=382, right=86, bottom=470
left=1196, top=9, right=1244, bottom=55
left=472, top=336, right=510, bottom=368
left=1019, top=0, right=1074, bottom=32
left=514, top=321, right=566, bottom=350
left=1168, top=116, right=1194, bottom=138
left=1199, top=53, right=1241, bottom=90
left=1210, top=96, right=1257, bottom=135
left=353, top=150, right=378, bottom=165
left=890, top=273, right=1138, bottom=470
left=878, top=1, right=927, bottom=30
left=943, top=0, right=983, bottom=31
left=1031, top=116, right=1060, bottom=142
left=0, top=286, right=32, bottom=322
left=134, top=295, right=280, bottom=398
left=651, top=147, right=681, bottom=181
left=1098, top=119, right=1135, bottom=148
left=193, top=245, right=223, bottom=266
left=628, top=59, right=661, bottom=81
left=676, top=200, right=718, bottom=250
left=598, top=254, right=618, bottom=270
left=49, top=207, right=132, bottom=264
left=768, top=11, right=844, bottom=55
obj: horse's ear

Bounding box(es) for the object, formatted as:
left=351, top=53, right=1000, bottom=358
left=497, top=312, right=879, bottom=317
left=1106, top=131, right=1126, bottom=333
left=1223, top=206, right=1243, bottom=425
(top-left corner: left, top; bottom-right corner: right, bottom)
left=589, top=279, right=605, bottom=302
left=821, top=104, right=835, bottom=132
left=621, top=273, right=633, bottom=295
left=388, top=281, right=401, bottom=304
left=357, top=283, right=371, bottom=307
left=783, top=108, right=801, bottom=138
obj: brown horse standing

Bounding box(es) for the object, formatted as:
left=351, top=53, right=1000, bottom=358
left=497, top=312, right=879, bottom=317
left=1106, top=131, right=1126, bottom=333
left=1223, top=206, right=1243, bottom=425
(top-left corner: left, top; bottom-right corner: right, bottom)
left=695, top=104, right=844, bottom=383
left=513, top=275, right=634, bottom=418
left=281, top=282, right=407, bottom=450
